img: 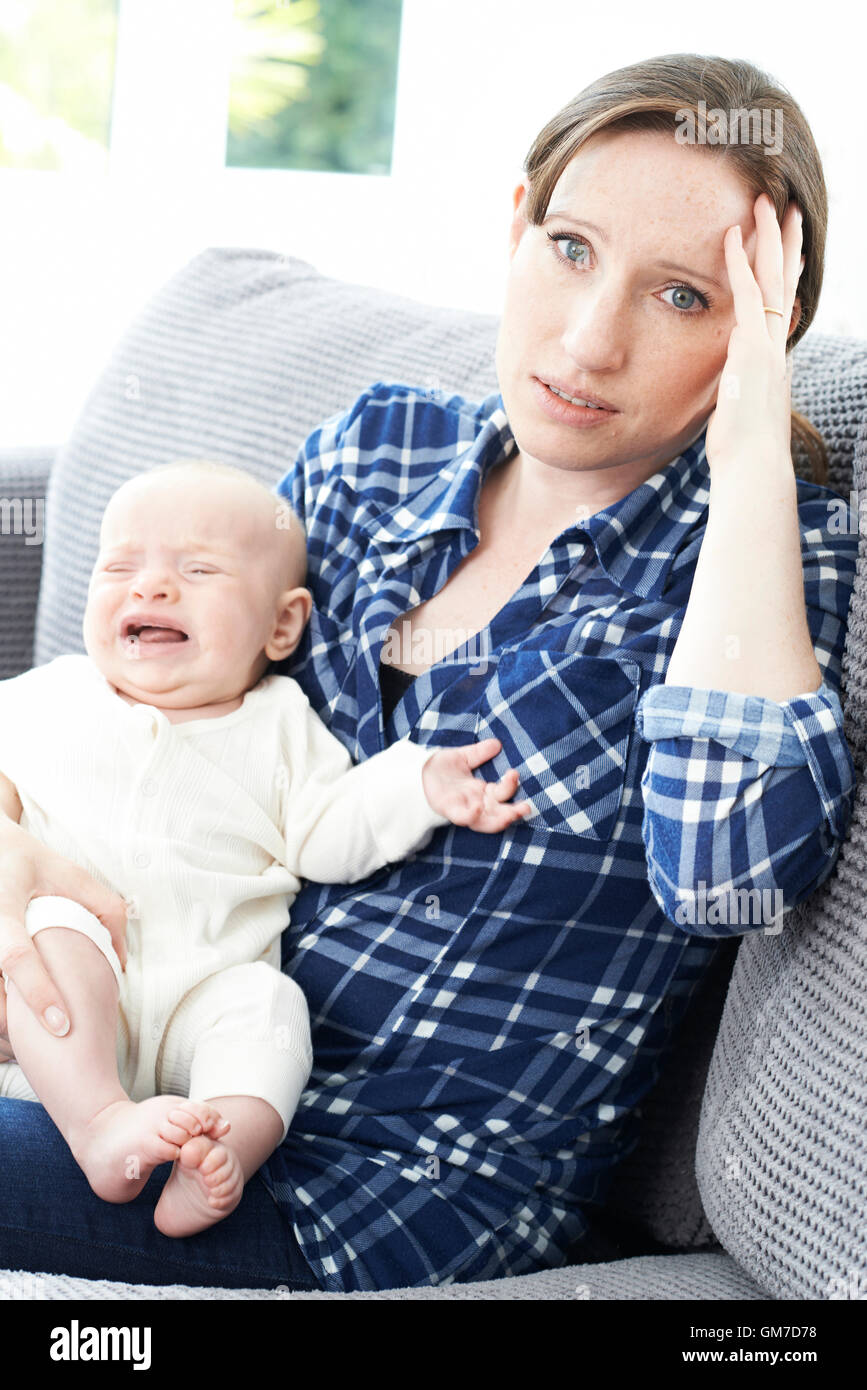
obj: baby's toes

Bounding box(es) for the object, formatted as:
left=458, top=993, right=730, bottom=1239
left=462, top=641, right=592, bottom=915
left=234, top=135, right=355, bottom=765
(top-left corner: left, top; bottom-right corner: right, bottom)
left=205, top=1157, right=242, bottom=1206
left=208, top=1174, right=241, bottom=1206
left=208, top=1185, right=240, bottom=1211
left=199, top=1142, right=232, bottom=1183
left=176, top=1134, right=217, bottom=1172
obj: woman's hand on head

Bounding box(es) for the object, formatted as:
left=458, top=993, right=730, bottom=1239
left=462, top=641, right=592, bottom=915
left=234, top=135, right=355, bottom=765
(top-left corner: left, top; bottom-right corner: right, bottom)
left=704, top=192, right=806, bottom=471
left=421, top=739, right=534, bottom=833
left=0, top=818, right=129, bottom=1055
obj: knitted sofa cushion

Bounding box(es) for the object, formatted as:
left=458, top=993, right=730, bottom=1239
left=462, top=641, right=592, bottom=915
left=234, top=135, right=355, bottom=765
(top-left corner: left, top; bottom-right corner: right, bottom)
left=0, top=1250, right=769, bottom=1301
left=34, top=249, right=502, bottom=665
left=696, top=408, right=867, bottom=1300
left=0, top=448, right=53, bottom=679
left=30, top=248, right=867, bottom=1258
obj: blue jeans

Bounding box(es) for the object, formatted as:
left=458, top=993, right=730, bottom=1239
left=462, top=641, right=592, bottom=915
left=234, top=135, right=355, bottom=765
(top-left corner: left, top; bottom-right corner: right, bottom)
left=0, top=1098, right=322, bottom=1291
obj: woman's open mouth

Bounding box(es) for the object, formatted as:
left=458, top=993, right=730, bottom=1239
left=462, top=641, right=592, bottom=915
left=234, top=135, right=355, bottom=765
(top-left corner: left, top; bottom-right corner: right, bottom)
left=532, top=377, right=620, bottom=427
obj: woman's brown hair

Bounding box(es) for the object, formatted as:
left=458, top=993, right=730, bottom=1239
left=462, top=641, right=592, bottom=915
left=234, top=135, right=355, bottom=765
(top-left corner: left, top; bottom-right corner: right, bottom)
left=522, top=53, right=829, bottom=484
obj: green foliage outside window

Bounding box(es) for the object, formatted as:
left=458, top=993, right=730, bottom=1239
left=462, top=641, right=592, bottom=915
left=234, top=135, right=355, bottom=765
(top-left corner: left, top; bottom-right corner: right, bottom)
left=0, top=0, right=402, bottom=176
left=227, top=0, right=403, bottom=174
left=0, top=0, right=117, bottom=170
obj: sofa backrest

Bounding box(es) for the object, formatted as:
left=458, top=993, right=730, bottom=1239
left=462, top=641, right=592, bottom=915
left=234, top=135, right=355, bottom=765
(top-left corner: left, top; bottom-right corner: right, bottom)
left=34, top=250, right=502, bottom=665
left=696, top=407, right=867, bottom=1299
left=32, top=248, right=867, bottom=1260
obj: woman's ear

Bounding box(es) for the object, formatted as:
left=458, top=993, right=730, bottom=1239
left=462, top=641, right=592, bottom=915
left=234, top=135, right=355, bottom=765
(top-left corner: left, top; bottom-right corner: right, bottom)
left=787, top=295, right=802, bottom=340
left=265, top=587, right=314, bottom=662
left=509, top=179, right=530, bottom=259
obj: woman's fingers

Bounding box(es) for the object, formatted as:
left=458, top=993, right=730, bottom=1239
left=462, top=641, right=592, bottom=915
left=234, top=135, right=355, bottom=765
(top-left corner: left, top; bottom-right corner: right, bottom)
left=46, top=859, right=129, bottom=970
left=0, top=925, right=69, bottom=1037
left=752, top=192, right=786, bottom=339
left=0, top=978, right=10, bottom=1055
left=0, top=822, right=124, bottom=1032
left=727, top=194, right=802, bottom=348
left=724, top=222, right=764, bottom=333
left=781, top=204, right=805, bottom=335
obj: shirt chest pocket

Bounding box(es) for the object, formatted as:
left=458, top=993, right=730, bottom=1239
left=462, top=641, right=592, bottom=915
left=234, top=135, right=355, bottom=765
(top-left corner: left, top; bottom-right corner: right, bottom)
left=473, top=650, right=641, bottom=841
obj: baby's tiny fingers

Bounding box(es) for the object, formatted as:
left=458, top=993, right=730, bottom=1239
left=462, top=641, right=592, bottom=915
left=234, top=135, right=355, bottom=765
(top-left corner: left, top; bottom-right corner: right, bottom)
left=179, top=1100, right=228, bottom=1135
left=461, top=737, right=503, bottom=770
left=167, top=1106, right=203, bottom=1138
left=493, top=769, right=520, bottom=799
left=202, top=1112, right=230, bottom=1136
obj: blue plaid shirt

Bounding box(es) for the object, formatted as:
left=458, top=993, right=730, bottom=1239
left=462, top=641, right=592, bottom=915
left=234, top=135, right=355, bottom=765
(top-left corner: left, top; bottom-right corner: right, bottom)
left=263, top=381, right=857, bottom=1292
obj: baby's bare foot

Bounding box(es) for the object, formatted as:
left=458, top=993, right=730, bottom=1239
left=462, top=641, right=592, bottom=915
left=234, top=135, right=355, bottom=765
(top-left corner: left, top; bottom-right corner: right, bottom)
left=153, top=1131, right=244, bottom=1238
left=70, top=1097, right=229, bottom=1206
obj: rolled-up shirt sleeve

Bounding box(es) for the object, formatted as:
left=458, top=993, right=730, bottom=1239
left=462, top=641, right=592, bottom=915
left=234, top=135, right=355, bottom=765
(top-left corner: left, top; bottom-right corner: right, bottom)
left=633, top=491, right=858, bottom=937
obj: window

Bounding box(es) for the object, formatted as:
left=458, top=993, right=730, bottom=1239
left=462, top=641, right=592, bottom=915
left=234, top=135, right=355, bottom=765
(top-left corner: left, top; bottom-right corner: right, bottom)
left=0, top=0, right=118, bottom=173
left=227, top=0, right=403, bottom=174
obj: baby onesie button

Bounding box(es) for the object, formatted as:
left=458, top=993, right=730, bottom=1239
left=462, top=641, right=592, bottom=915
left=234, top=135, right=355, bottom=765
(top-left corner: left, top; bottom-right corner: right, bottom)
left=134, top=852, right=151, bottom=868
left=141, top=778, right=158, bottom=796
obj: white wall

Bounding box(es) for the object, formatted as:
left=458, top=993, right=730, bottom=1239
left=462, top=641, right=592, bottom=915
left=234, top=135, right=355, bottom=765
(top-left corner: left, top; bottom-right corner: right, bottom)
left=0, top=0, right=862, bottom=446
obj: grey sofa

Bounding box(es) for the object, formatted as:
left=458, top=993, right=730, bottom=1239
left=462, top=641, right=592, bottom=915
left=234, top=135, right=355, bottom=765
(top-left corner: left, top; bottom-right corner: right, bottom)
left=0, top=249, right=865, bottom=1300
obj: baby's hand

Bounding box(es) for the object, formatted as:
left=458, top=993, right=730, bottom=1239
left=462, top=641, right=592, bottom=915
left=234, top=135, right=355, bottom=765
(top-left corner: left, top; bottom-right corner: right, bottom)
left=421, top=738, right=533, bottom=833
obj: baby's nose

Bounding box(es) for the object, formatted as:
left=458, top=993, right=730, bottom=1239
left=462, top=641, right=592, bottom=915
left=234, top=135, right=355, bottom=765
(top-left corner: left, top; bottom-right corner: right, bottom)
left=132, top=572, right=175, bottom=598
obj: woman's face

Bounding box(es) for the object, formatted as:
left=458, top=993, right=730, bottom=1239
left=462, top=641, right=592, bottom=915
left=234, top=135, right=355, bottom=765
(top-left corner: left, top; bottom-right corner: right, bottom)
left=496, top=127, right=799, bottom=492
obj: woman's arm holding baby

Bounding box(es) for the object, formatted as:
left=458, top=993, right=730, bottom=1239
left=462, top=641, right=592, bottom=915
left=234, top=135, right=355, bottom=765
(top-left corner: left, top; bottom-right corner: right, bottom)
left=0, top=769, right=129, bottom=1054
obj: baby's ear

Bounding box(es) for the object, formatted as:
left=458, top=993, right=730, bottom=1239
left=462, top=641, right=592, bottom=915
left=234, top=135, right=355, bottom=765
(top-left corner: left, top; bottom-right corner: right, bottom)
left=265, top=587, right=313, bottom=661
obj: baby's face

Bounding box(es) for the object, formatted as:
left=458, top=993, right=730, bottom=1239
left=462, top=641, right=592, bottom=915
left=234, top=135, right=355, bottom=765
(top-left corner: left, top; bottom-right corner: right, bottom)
left=84, top=473, right=307, bottom=711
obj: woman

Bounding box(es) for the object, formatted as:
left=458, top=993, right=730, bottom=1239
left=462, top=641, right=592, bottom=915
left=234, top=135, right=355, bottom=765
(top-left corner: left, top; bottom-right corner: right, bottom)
left=0, top=53, right=857, bottom=1292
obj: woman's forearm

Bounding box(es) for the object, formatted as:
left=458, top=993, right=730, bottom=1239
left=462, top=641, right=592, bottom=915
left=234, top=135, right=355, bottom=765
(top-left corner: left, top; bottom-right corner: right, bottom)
left=663, top=453, right=822, bottom=702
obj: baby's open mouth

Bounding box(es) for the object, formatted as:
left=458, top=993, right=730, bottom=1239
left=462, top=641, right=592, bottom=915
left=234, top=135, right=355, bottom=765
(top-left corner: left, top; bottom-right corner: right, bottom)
left=121, top=622, right=189, bottom=644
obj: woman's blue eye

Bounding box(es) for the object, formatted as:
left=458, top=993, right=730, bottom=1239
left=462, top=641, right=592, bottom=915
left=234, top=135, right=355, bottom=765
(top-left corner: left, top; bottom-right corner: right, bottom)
left=547, top=232, right=589, bottom=264
left=661, top=285, right=701, bottom=312
left=546, top=231, right=710, bottom=314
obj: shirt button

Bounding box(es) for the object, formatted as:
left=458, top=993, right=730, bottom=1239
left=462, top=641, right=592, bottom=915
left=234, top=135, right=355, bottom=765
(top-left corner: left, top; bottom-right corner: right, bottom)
left=141, top=778, right=158, bottom=796
left=134, top=852, right=151, bottom=868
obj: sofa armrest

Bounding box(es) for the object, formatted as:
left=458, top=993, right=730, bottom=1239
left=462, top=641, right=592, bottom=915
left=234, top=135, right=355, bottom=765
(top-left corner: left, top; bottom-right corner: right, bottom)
left=0, top=447, right=56, bottom=679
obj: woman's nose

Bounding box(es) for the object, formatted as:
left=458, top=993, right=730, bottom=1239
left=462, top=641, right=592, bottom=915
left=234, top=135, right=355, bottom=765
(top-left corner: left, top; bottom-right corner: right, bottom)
left=559, top=285, right=628, bottom=372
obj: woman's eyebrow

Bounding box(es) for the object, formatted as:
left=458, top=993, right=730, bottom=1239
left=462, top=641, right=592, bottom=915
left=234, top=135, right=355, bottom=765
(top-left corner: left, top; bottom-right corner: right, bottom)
left=541, top=211, right=725, bottom=289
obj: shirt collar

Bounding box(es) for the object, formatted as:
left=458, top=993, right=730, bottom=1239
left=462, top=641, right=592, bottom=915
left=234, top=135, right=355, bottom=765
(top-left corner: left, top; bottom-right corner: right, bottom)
left=358, top=393, right=515, bottom=546
left=359, top=391, right=711, bottom=602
